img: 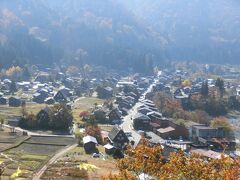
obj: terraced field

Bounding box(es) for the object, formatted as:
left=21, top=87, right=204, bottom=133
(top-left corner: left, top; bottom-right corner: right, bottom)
left=0, top=135, right=76, bottom=179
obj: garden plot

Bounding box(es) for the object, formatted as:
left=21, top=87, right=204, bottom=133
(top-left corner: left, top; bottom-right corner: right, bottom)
left=42, top=146, right=118, bottom=180
left=0, top=136, right=73, bottom=179
left=6, top=143, right=65, bottom=156
left=26, top=136, right=76, bottom=146
left=0, top=128, right=27, bottom=152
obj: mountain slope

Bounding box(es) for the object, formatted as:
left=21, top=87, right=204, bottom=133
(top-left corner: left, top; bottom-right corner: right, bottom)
left=121, top=0, right=240, bottom=64
left=0, top=0, right=240, bottom=70
left=0, top=0, right=161, bottom=71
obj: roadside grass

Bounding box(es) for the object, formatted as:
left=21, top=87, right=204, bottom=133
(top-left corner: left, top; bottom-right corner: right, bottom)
left=20, top=154, right=48, bottom=161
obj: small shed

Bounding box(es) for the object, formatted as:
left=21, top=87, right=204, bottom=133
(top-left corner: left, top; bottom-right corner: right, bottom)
left=83, top=135, right=98, bottom=154
left=104, top=143, right=116, bottom=155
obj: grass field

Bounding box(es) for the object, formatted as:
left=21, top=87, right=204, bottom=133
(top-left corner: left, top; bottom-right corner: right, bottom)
left=0, top=97, right=104, bottom=124
left=72, top=97, right=104, bottom=124
left=0, top=103, right=47, bottom=121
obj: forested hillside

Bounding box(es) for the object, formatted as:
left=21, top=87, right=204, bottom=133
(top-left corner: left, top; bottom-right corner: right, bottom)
left=0, top=0, right=160, bottom=73
left=122, top=0, right=240, bottom=64
left=0, top=0, right=240, bottom=71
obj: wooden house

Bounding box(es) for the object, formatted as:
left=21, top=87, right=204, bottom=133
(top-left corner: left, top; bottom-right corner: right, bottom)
left=133, top=113, right=151, bottom=130
left=54, top=90, right=68, bottom=103
left=107, top=108, right=122, bottom=124
left=104, top=143, right=116, bottom=155
left=8, top=96, right=21, bottom=107
left=32, top=92, right=47, bottom=104
left=0, top=97, right=7, bottom=105
left=108, top=126, right=129, bottom=149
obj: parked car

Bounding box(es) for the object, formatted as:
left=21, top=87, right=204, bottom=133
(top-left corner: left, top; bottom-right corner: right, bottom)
left=92, top=153, right=100, bottom=158
left=125, top=132, right=132, bottom=137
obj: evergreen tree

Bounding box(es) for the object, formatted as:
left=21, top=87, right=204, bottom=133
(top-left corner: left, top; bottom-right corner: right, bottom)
left=22, top=66, right=31, bottom=80
left=10, top=81, right=17, bottom=95
left=50, top=104, right=73, bottom=130
left=215, top=78, right=224, bottom=98
left=201, top=81, right=208, bottom=97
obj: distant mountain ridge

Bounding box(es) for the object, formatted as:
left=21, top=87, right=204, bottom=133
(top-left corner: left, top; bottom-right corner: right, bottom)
left=0, top=0, right=162, bottom=71
left=122, top=0, right=240, bottom=64
left=0, top=0, right=240, bottom=70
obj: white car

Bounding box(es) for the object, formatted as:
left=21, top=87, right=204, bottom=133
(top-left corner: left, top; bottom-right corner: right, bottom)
left=92, top=153, right=100, bottom=158
left=125, top=132, right=132, bottom=137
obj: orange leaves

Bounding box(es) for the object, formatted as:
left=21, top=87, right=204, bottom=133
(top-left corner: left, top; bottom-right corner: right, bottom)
left=104, top=144, right=240, bottom=180
left=85, top=125, right=103, bottom=144
left=117, top=144, right=164, bottom=177
left=5, top=66, right=22, bottom=77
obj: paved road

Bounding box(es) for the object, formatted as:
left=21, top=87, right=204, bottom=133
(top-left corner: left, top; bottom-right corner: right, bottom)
left=121, top=102, right=141, bottom=143
left=2, top=124, right=74, bottom=138
left=121, top=78, right=158, bottom=144
left=32, top=143, right=78, bottom=180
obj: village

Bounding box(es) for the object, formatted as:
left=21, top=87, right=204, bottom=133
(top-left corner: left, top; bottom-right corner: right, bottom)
left=0, top=63, right=240, bottom=179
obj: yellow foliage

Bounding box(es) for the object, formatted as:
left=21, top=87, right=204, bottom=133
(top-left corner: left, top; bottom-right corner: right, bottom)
left=182, top=79, right=192, bottom=87
left=79, top=163, right=99, bottom=171
left=11, top=167, right=28, bottom=178
left=6, top=66, right=22, bottom=77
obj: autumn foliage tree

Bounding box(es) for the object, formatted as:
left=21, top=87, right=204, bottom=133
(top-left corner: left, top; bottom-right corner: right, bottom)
left=102, top=142, right=240, bottom=180
left=66, top=66, right=80, bottom=76
left=85, top=125, right=103, bottom=144
left=5, top=66, right=22, bottom=80
left=154, top=92, right=182, bottom=117
left=181, top=79, right=192, bottom=87
left=211, top=117, right=234, bottom=138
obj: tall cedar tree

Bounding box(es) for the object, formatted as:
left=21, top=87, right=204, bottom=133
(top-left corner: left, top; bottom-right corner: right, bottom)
left=201, top=81, right=209, bottom=97
left=215, top=78, right=225, bottom=98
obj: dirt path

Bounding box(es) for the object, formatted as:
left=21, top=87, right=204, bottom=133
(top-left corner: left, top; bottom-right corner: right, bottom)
left=32, top=143, right=78, bottom=180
